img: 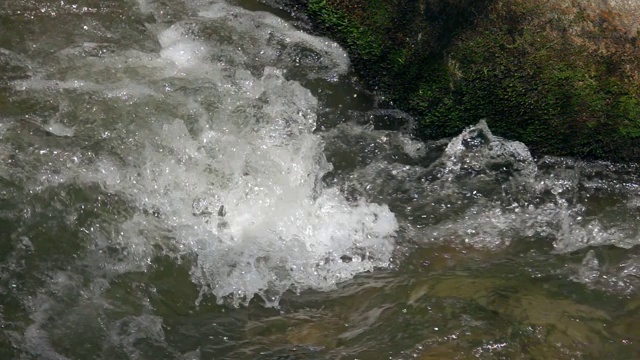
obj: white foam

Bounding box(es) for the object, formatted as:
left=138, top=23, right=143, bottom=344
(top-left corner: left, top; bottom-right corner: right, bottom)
left=94, top=66, right=399, bottom=306
left=334, top=120, right=640, bottom=255
left=12, top=0, right=396, bottom=307
left=197, top=2, right=349, bottom=80
left=44, top=121, right=75, bottom=137
left=158, top=24, right=210, bottom=69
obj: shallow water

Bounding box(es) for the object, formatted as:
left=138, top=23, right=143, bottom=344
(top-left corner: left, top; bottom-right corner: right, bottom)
left=0, top=1, right=639, bottom=359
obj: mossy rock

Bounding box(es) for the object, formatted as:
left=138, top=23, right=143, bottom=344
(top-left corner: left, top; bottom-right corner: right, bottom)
left=301, top=0, right=640, bottom=162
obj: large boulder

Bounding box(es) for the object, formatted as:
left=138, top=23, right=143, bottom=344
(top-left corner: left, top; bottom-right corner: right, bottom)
left=296, top=0, right=640, bottom=162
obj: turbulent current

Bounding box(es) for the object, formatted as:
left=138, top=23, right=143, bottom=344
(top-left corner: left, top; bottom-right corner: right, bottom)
left=0, top=1, right=639, bottom=359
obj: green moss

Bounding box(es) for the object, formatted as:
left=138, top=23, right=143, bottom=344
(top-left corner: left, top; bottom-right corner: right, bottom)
left=307, top=0, right=383, bottom=65
left=305, top=0, right=640, bottom=162
left=433, top=25, right=638, bottom=160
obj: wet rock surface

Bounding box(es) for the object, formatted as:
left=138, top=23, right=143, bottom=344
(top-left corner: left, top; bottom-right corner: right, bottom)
left=282, top=0, right=640, bottom=162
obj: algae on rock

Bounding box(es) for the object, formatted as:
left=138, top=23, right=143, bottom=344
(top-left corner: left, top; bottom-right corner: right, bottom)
left=302, top=0, right=640, bottom=162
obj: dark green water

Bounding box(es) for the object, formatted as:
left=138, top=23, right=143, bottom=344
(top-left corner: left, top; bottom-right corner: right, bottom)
left=1, top=1, right=639, bottom=359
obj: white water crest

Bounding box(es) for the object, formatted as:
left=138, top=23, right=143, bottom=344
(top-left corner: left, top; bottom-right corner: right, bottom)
left=7, top=0, right=396, bottom=307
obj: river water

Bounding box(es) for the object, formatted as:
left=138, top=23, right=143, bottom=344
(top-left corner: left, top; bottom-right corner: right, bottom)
left=0, top=0, right=639, bottom=359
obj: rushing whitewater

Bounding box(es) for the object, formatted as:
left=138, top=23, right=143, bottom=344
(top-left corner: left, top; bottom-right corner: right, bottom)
left=2, top=0, right=640, bottom=359
left=5, top=0, right=397, bottom=307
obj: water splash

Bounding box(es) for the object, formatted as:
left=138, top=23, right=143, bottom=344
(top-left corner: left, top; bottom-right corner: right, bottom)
left=330, top=120, right=640, bottom=253
left=6, top=0, right=395, bottom=307
left=1, top=1, right=640, bottom=358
